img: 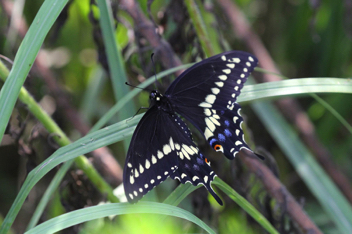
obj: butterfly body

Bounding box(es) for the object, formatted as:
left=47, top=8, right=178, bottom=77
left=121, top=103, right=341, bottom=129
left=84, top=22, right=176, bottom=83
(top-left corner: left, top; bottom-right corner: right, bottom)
left=124, top=51, right=258, bottom=205
left=148, top=90, right=173, bottom=113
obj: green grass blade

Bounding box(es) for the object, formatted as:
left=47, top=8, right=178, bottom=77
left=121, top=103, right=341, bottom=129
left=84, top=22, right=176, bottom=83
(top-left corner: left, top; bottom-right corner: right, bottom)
left=249, top=71, right=352, bottom=134
left=96, top=0, right=135, bottom=110
left=25, top=202, right=215, bottom=234
left=239, top=78, right=352, bottom=102
left=90, top=64, right=191, bottom=132
left=213, top=178, right=279, bottom=234
left=163, top=183, right=197, bottom=206
left=0, top=0, right=68, bottom=144
left=96, top=0, right=136, bottom=149
left=251, top=101, right=352, bottom=233
left=80, top=68, right=107, bottom=124
left=310, top=93, right=352, bottom=135
left=26, top=160, right=74, bottom=230
left=185, top=0, right=214, bottom=57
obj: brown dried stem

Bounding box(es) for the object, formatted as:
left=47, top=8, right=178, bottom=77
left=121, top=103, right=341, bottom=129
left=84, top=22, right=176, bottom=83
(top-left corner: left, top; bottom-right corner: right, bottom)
left=119, top=0, right=184, bottom=76
left=240, top=151, right=322, bottom=234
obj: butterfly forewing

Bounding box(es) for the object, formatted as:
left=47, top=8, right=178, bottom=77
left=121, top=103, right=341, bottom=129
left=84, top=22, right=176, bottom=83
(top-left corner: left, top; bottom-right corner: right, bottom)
left=123, top=105, right=221, bottom=204
left=165, top=51, right=258, bottom=159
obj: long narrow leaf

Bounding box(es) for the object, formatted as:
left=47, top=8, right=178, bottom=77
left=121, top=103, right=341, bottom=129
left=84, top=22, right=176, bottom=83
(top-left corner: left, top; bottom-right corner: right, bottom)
left=310, top=93, right=352, bottom=134
left=0, top=0, right=68, bottom=144
left=240, top=78, right=352, bottom=102
left=96, top=0, right=135, bottom=112
left=26, top=160, right=74, bottom=230
left=163, top=183, right=197, bottom=206
left=25, top=202, right=215, bottom=234
left=185, top=0, right=214, bottom=57
left=96, top=0, right=135, bottom=150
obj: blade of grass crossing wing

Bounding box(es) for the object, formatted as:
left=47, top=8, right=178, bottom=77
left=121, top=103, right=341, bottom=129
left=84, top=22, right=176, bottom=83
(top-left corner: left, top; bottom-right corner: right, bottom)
left=163, top=183, right=198, bottom=206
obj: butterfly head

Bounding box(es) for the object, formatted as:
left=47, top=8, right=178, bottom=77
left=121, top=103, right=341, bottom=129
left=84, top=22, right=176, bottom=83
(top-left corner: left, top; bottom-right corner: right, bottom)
left=149, top=90, right=163, bottom=104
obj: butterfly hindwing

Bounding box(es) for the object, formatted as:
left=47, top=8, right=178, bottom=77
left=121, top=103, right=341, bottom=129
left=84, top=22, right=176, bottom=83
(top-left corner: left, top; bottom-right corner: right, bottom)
left=165, top=51, right=258, bottom=159
left=170, top=149, right=222, bottom=205
left=123, top=105, right=222, bottom=204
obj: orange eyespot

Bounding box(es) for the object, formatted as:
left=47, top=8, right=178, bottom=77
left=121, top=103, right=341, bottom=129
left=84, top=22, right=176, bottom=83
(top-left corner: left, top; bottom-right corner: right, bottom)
left=205, top=158, right=209, bottom=164
left=214, top=144, right=221, bottom=150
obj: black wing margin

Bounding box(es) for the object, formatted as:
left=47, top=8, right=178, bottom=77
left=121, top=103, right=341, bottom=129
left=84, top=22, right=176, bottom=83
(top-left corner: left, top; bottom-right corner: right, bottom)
left=123, top=106, right=223, bottom=205
left=165, top=51, right=258, bottom=159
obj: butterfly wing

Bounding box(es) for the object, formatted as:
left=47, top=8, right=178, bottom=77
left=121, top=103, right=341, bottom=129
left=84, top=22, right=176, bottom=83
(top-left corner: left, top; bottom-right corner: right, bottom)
left=123, top=105, right=222, bottom=205
left=165, top=51, right=258, bottom=159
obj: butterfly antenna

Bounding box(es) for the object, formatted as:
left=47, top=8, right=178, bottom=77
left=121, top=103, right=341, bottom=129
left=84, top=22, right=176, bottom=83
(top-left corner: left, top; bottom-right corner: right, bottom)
left=150, top=53, right=161, bottom=88
left=125, top=82, right=152, bottom=92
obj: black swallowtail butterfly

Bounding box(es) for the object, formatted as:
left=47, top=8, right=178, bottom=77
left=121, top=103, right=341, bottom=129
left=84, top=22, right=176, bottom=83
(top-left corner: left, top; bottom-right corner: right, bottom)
left=123, top=51, right=258, bottom=205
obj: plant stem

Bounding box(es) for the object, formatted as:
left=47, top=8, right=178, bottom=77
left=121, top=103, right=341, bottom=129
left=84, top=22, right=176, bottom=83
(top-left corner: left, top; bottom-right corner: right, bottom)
left=184, top=0, right=215, bottom=57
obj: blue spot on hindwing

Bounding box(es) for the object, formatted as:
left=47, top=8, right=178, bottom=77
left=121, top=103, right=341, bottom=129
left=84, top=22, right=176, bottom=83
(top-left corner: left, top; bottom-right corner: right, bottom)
left=224, top=129, right=232, bottom=137
left=224, top=120, right=230, bottom=127
left=218, top=133, right=226, bottom=142
left=209, top=138, right=217, bottom=145
left=193, top=164, right=200, bottom=171
left=196, top=157, right=204, bottom=165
